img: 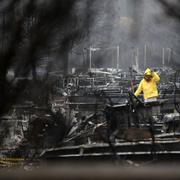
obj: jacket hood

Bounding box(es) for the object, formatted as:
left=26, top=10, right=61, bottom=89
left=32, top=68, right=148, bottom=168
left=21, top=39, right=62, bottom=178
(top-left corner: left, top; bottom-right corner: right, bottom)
left=144, top=68, right=152, bottom=76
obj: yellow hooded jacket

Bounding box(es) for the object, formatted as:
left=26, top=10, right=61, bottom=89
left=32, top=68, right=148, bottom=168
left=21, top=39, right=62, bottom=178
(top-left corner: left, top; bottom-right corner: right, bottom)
left=134, top=68, right=160, bottom=100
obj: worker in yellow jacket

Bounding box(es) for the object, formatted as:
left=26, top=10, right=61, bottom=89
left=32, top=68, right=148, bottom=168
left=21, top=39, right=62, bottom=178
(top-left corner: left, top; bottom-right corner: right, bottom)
left=134, top=68, right=160, bottom=103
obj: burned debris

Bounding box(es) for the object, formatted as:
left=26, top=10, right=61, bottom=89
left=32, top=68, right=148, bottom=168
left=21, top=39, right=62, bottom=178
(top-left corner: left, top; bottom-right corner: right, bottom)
left=0, top=67, right=180, bottom=167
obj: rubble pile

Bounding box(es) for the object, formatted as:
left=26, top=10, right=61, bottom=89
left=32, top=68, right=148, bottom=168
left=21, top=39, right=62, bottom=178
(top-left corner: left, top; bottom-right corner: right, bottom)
left=0, top=68, right=180, bottom=166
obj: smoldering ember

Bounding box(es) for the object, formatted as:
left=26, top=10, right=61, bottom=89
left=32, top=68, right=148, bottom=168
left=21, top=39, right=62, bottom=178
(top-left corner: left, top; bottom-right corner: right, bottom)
left=0, top=0, right=180, bottom=174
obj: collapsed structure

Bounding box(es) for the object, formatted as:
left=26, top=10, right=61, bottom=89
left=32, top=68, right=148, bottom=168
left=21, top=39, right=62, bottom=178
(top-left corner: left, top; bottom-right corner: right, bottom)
left=0, top=67, right=180, bottom=167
